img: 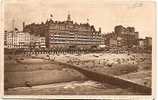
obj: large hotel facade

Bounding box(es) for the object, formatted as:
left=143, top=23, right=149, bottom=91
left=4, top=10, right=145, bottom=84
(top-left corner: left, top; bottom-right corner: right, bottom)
left=23, top=14, right=104, bottom=49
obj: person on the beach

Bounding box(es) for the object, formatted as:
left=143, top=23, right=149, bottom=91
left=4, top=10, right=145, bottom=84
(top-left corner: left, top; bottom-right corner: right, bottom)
left=46, top=55, right=50, bottom=60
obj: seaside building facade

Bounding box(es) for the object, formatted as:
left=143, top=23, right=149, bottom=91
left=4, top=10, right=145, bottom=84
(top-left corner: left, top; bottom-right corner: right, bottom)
left=5, top=30, right=31, bottom=48
left=23, top=14, right=104, bottom=50
left=5, top=30, right=46, bottom=49
left=102, top=25, right=139, bottom=48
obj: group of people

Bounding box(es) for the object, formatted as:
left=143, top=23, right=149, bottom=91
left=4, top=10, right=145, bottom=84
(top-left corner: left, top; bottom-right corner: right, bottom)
left=64, top=53, right=149, bottom=69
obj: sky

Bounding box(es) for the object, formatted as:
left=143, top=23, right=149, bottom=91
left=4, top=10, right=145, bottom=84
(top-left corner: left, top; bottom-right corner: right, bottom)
left=4, top=0, right=156, bottom=38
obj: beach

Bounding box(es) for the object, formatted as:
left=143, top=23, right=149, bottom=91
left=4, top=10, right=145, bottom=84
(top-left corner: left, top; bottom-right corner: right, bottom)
left=4, top=52, right=151, bottom=95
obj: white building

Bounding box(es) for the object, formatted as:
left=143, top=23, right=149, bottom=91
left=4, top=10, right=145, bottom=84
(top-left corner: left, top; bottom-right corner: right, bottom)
left=5, top=30, right=46, bottom=49
left=6, top=31, right=19, bottom=48
left=18, top=32, right=31, bottom=48
left=5, top=31, right=31, bottom=48
left=39, top=37, right=46, bottom=48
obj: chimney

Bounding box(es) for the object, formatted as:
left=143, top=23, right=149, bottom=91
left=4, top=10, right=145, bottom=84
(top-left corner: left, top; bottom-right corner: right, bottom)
left=12, top=19, right=15, bottom=31
left=99, top=27, right=101, bottom=33
left=23, top=22, right=25, bottom=31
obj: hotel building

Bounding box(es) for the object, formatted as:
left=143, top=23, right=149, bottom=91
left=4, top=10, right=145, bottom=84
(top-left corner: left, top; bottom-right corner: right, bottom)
left=23, top=14, right=104, bottom=49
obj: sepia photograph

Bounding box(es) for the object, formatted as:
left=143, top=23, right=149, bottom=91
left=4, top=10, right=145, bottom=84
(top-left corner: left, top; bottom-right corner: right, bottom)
left=3, top=0, right=155, bottom=98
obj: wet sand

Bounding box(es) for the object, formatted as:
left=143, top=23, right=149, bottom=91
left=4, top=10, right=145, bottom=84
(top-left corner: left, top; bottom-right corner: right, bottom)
left=5, top=80, right=141, bottom=95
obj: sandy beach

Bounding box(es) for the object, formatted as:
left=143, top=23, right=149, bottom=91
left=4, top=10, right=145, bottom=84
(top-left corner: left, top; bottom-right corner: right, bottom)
left=4, top=52, right=151, bottom=95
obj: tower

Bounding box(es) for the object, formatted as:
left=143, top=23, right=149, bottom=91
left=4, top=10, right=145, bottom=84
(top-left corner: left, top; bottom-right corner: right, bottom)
left=67, top=14, right=71, bottom=21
